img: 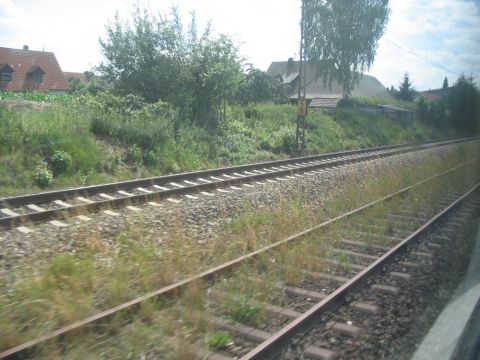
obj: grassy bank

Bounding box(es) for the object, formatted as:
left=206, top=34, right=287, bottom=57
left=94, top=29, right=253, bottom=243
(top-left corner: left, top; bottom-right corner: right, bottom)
left=0, top=92, right=456, bottom=196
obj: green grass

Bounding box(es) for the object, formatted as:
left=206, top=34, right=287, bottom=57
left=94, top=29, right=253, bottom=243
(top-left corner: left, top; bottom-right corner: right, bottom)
left=207, top=331, right=232, bottom=349
left=0, top=106, right=107, bottom=194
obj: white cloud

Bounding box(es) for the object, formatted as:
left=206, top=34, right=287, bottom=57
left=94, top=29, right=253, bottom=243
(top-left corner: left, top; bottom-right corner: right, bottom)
left=368, top=0, right=480, bottom=90
left=0, top=0, right=27, bottom=27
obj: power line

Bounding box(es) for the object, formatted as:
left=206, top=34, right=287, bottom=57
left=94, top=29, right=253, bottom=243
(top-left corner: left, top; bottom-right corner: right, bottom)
left=384, top=36, right=462, bottom=77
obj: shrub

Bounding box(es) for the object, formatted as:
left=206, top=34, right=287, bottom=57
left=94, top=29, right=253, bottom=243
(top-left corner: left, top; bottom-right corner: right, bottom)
left=50, top=150, right=72, bottom=175
left=90, top=117, right=111, bottom=137
left=337, top=97, right=357, bottom=108
left=109, top=152, right=121, bottom=173
left=273, top=128, right=295, bottom=154
left=143, top=150, right=157, bottom=167
left=126, top=144, right=142, bottom=165
left=34, top=161, right=53, bottom=188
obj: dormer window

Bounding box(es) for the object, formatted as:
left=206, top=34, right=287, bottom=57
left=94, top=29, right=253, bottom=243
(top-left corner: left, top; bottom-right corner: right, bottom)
left=0, top=64, right=13, bottom=82
left=28, top=66, right=45, bottom=84
left=31, top=69, right=44, bottom=83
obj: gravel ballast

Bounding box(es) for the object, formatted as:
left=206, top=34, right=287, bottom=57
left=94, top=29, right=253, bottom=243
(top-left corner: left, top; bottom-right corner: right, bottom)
left=0, top=141, right=478, bottom=285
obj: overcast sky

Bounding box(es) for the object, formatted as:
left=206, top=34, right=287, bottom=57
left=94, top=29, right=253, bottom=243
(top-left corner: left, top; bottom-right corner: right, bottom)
left=1, top=0, right=479, bottom=91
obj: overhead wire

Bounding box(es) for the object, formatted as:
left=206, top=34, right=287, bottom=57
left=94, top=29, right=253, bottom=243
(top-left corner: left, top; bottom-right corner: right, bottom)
left=383, top=36, right=462, bottom=77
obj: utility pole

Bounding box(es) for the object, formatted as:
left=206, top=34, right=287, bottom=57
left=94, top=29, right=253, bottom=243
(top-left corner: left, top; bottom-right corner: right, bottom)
left=295, top=0, right=307, bottom=157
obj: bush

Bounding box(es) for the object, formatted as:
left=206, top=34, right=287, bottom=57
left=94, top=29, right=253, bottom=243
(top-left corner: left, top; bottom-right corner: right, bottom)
left=109, top=152, right=121, bottom=173
left=90, top=117, right=111, bottom=137
left=143, top=150, right=157, bottom=167
left=50, top=150, right=72, bottom=175
left=127, top=144, right=142, bottom=165
left=34, top=161, right=53, bottom=188
left=337, top=97, right=357, bottom=108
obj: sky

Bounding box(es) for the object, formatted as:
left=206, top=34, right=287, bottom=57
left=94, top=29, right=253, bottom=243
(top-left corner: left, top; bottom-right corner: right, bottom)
left=1, top=0, right=479, bottom=91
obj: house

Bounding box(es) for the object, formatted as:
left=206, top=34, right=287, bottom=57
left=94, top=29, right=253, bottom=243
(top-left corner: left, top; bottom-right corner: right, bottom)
left=416, top=87, right=450, bottom=103
left=266, top=59, right=391, bottom=108
left=63, top=72, right=86, bottom=83
left=0, top=45, right=70, bottom=92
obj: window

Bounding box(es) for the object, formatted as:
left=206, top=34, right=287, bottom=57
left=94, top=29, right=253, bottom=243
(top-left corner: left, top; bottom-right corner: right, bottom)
left=31, top=70, right=43, bottom=84
left=1, top=72, right=12, bottom=82
left=0, top=65, right=13, bottom=82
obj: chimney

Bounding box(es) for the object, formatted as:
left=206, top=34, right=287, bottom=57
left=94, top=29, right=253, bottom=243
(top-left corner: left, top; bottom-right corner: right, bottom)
left=23, top=45, right=29, bottom=51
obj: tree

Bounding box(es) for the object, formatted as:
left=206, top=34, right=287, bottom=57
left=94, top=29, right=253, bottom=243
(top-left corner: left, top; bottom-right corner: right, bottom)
left=98, top=6, right=185, bottom=103
left=442, top=77, right=449, bottom=89
left=98, top=5, right=244, bottom=129
left=397, top=73, right=416, bottom=101
left=447, top=74, right=480, bottom=133
left=303, top=0, right=390, bottom=96
left=236, top=66, right=286, bottom=104
left=67, top=77, right=85, bottom=93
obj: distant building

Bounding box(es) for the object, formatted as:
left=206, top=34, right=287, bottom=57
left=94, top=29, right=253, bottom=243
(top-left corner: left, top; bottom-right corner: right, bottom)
left=266, top=59, right=391, bottom=108
left=416, top=87, right=451, bottom=103
left=0, top=45, right=70, bottom=92
left=63, top=72, right=86, bottom=83
left=358, top=104, right=414, bottom=124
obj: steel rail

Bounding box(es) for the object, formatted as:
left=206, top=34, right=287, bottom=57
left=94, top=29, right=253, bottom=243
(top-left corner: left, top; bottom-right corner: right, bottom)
left=0, top=159, right=474, bottom=359
left=0, top=136, right=471, bottom=208
left=0, top=138, right=472, bottom=230
left=241, top=183, right=480, bottom=360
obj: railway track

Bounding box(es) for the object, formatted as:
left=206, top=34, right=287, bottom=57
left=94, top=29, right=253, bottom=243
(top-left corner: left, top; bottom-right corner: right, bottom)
left=243, top=183, right=480, bottom=360
left=0, top=137, right=474, bottom=231
left=1, top=149, right=478, bottom=359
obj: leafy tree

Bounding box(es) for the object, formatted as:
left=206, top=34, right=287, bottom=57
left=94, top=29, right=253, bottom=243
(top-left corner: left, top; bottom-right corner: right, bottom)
left=98, top=6, right=186, bottom=103
left=303, top=0, right=390, bottom=96
left=396, top=73, right=416, bottom=101
left=442, top=77, right=448, bottom=89
left=188, top=34, right=244, bottom=126
left=98, top=5, right=244, bottom=129
left=237, top=66, right=285, bottom=104
left=447, top=74, right=479, bottom=133
left=67, top=77, right=85, bottom=93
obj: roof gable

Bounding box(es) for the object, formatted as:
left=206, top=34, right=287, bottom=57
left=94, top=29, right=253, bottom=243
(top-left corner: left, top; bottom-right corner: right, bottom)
left=0, top=47, right=69, bottom=91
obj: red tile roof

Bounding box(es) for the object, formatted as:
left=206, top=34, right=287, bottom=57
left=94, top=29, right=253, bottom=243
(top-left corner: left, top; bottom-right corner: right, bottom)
left=0, top=46, right=69, bottom=91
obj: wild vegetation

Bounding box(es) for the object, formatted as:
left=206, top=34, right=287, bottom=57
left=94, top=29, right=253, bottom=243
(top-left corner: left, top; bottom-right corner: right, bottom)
left=0, top=91, right=453, bottom=195
left=391, top=73, right=480, bottom=133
